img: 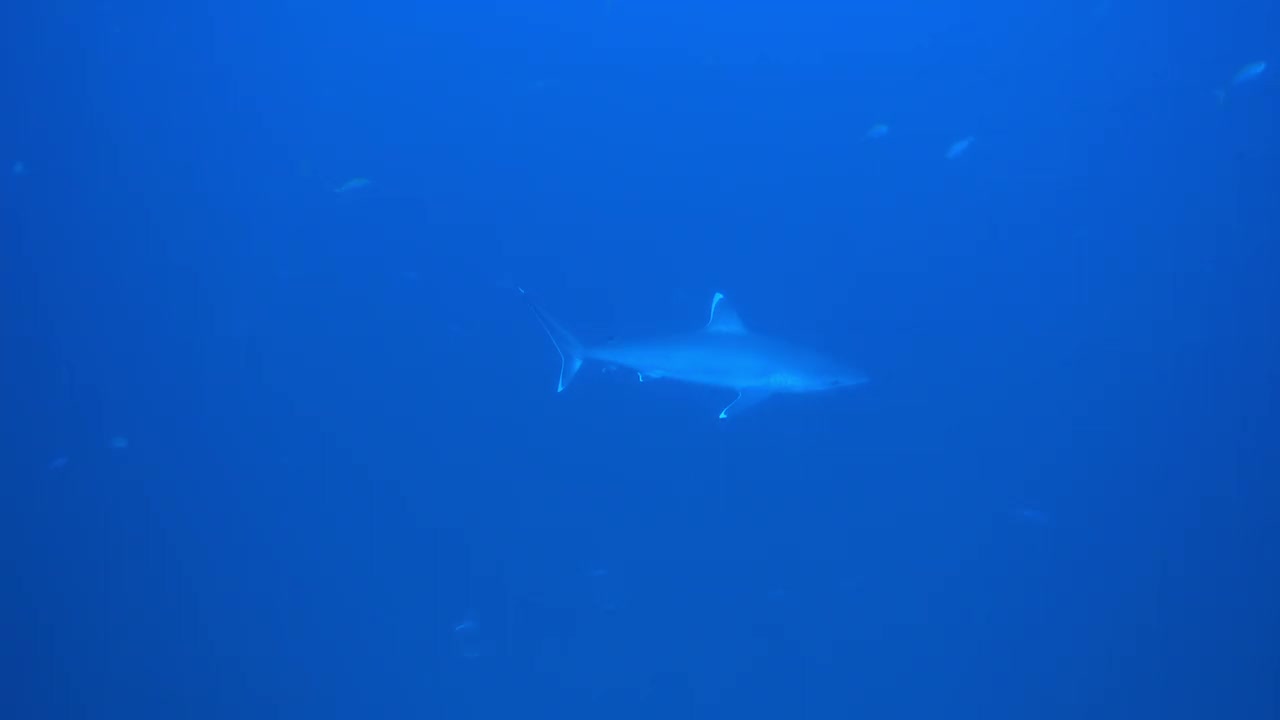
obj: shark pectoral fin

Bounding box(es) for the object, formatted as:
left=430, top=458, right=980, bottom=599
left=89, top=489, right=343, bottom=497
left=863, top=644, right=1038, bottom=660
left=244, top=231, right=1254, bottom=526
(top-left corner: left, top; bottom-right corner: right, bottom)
left=718, top=388, right=773, bottom=420
left=518, top=288, right=586, bottom=392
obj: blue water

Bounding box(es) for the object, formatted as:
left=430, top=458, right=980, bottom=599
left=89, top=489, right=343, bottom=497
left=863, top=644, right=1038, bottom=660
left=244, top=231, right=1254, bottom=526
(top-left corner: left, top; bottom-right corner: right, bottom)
left=4, top=1, right=1278, bottom=718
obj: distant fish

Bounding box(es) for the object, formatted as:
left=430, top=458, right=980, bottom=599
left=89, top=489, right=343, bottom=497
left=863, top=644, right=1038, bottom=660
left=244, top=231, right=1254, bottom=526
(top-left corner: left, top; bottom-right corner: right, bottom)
left=453, top=613, right=484, bottom=659
left=945, top=135, right=975, bottom=160
left=862, top=123, right=889, bottom=141
left=1233, top=60, right=1267, bottom=85
left=1010, top=506, right=1051, bottom=526
left=1216, top=61, right=1267, bottom=104
left=518, top=78, right=557, bottom=96
left=332, top=177, right=372, bottom=193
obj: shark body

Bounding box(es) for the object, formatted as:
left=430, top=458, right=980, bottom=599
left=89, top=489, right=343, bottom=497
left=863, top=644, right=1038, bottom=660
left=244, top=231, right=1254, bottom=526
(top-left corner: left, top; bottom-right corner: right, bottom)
left=521, top=290, right=867, bottom=419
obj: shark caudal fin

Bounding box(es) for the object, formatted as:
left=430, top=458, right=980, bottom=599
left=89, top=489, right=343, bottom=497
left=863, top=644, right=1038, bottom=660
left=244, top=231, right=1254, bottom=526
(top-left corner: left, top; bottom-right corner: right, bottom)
left=518, top=288, right=585, bottom=392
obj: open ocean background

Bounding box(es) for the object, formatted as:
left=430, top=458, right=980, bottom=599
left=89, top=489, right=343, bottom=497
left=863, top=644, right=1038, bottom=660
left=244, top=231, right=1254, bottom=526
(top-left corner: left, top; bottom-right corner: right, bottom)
left=3, top=1, right=1278, bottom=717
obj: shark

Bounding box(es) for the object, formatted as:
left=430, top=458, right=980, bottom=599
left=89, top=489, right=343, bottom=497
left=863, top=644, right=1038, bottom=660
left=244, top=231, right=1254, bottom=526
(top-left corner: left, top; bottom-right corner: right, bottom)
left=520, top=289, right=868, bottom=419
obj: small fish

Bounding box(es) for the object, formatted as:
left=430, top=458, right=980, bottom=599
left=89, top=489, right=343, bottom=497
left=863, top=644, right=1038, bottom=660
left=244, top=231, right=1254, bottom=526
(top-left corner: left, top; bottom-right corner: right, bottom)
left=1233, top=60, right=1267, bottom=85
left=1216, top=61, right=1267, bottom=104
left=453, top=613, right=484, bottom=659
left=520, top=78, right=556, bottom=96
left=332, top=177, right=372, bottom=193
left=1010, top=507, right=1051, bottom=526
left=863, top=123, right=889, bottom=141
left=945, top=135, right=975, bottom=160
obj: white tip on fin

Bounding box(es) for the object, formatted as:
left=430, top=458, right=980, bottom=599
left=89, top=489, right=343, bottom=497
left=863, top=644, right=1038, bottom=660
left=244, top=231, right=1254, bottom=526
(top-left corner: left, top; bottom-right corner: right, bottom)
left=718, top=388, right=772, bottom=419
left=558, top=358, right=583, bottom=392
left=705, top=292, right=746, bottom=334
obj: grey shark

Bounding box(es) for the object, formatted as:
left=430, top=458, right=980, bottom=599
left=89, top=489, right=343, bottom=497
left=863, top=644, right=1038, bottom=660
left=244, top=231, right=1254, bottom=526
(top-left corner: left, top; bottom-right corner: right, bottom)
left=520, top=289, right=867, bottom=419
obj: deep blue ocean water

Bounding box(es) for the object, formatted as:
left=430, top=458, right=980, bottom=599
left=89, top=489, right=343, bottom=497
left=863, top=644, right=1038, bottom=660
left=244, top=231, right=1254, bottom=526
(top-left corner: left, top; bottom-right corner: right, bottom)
left=3, top=1, right=1278, bottom=717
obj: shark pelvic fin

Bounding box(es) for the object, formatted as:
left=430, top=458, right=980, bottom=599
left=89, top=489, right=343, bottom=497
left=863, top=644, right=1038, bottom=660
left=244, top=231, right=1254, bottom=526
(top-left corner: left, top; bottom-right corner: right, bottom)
left=718, top=388, right=773, bottom=419
left=705, top=292, right=746, bottom=334
left=519, top=288, right=585, bottom=392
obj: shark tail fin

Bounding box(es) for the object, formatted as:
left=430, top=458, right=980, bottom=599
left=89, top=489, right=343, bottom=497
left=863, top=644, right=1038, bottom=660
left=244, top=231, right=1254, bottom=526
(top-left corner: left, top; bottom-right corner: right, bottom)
left=519, top=288, right=585, bottom=392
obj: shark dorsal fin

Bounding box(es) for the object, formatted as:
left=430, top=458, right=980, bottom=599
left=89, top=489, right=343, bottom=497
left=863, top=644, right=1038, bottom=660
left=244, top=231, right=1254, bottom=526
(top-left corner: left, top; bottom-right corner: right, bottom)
left=705, top=292, right=746, bottom=334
